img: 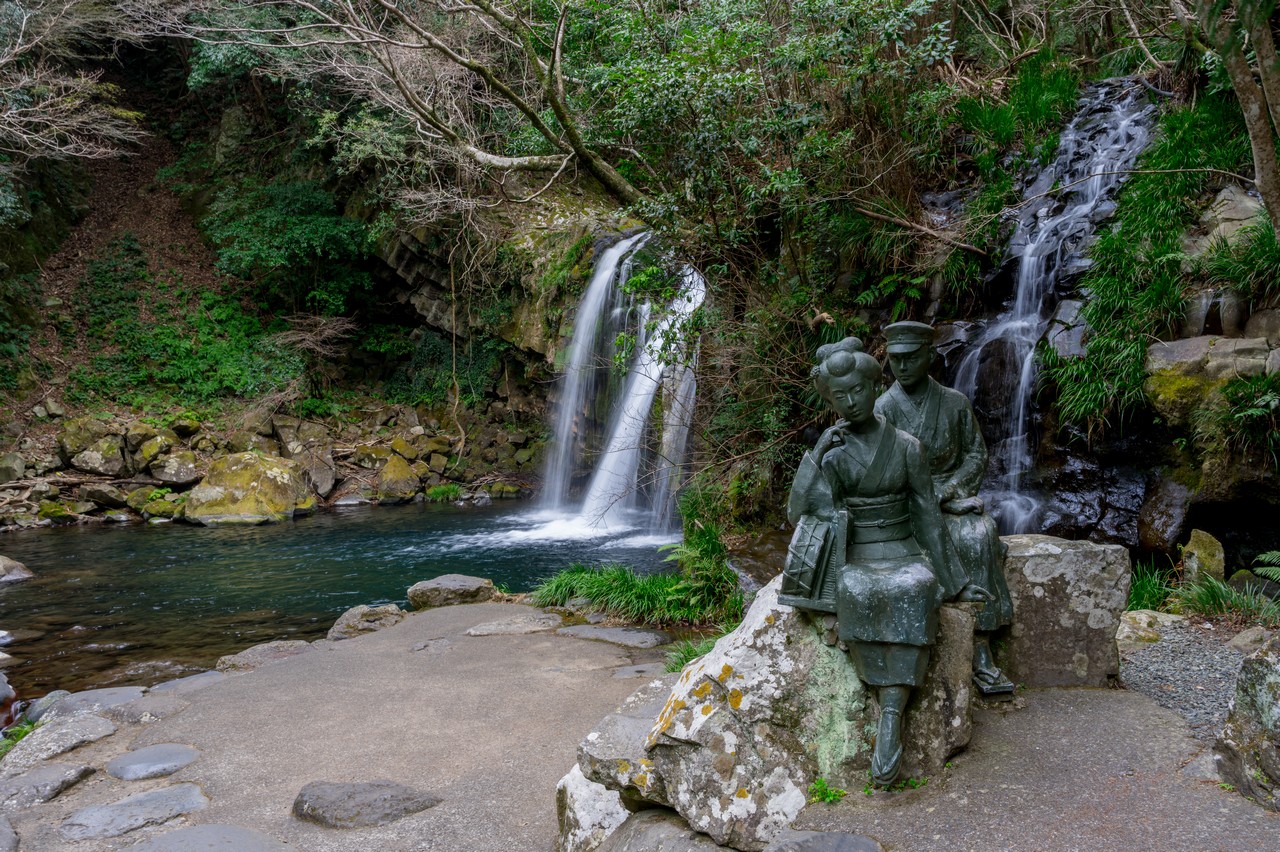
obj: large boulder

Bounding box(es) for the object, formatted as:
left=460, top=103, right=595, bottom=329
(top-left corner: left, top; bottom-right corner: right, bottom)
left=1245, top=308, right=1280, bottom=346
left=999, top=535, right=1130, bottom=687
left=57, top=417, right=117, bottom=462
left=575, top=577, right=974, bottom=851
left=0, top=454, right=23, bottom=484
left=377, top=454, right=421, bottom=504
left=70, top=436, right=128, bottom=477
left=149, top=451, right=201, bottom=487
left=555, top=764, right=629, bottom=852
left=184, top=453, right=314, bottom=526
left=293, top=444, right=337, bottom=498
left=326, top=604, right=405, bottom=641
left=1216, top=634, right=1280, bottom=810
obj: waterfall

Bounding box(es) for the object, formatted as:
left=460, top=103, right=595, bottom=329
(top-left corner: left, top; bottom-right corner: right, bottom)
left=542, top=233, right=649, bottom=510
left=953, top=80, right=1156, bottom=533
left=541, top=235, right=706, bottom=536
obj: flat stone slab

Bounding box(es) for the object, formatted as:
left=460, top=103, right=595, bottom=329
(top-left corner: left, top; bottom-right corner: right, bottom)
left=43, top=686, right=146, bottom=721
left=556, top=625, right=672, bottom=648
left=216, top=640, right=316, bottom=672
left=0, top=714, right=116, bottom=780
left=59, top=783, right=208, bottom=841
left=291, top=780, right=441, bottom=828
left=107, top=743, right=201, bottom=781
left=0, top=763, right=94, bottom=811
left=150, top=671, right=227, bottom=695
left=465, top=613, right=562, bottom=636
left=407, top=574, right=496, bottom=609
left=126, top=824, right=294, bottom=850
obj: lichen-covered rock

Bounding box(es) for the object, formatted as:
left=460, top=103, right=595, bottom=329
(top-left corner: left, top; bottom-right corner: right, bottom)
left=293, top=443, right=337, bottom=498
left=135, top=430, right=178, bottom=468
left=1144, top=336, right=1269, bottom=428
left=407, top=574, right=496, bottom=609
left=0, top=557, right=32, bottom=584
left=57, top=417, right=117, bottom=462
left=70, top=435, right=128, bottom=477
left=1216, top=634, right=1280, bottom=810
left=1182, top=528, right=1225, bottom=583
left=80, top=483, right=127, bottom=509
left=556, top=764, right=629, bottom=852
left=150, top=451, right=201, bottom=487
left=1000, top=534, right=1130, bottom=687
left=225, top=431, right=280, bottom=456
left=184, top=453, right=313, bottom=525
left=902, top=604, right=975, bottom=778
left=377, top=454, right=421, bottom=504
left=326, top=604, right=405, bottom=641
left=597, top=809, right=726, bottom=852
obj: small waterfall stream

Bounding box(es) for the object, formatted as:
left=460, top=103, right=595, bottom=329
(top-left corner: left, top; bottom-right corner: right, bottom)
left=953, top=80, right=1156, bottom=533
left=539, top=235, right=705, bottom=537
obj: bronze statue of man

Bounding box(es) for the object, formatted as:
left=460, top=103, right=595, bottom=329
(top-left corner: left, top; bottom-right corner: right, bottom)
left=781, top=337, right=968, bottom=786
left=875, top=321, right=1015, bottom=696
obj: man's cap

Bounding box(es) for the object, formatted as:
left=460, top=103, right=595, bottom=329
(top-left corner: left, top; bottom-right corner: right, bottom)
left=883, top=321, right=935, bottom=354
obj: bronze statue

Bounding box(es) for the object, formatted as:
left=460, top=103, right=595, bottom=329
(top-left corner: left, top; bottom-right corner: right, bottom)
left=875, top=321, right=1015, bottom=696
left=781, top=337, right=968, bottom=786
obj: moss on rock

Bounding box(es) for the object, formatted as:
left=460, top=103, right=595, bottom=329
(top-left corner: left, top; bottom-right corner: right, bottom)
left=184, top=452, right=312, bottom=526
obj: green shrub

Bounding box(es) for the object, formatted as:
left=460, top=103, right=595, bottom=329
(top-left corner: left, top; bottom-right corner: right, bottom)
left=1128, top=561, right=1174, bottom=612
left=385, top=331, right=506, bottom=408
left=0, top=719, right=39, bottom=763
left=1205, top=216, right=1280, bottom=307
left=529, top=563, right=735, bottom=626
left=1212, top=373, right=1280, bottom=469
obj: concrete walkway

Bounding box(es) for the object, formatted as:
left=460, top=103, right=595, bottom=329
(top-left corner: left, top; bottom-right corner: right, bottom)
left=5, top=601, right=1279, bottom=850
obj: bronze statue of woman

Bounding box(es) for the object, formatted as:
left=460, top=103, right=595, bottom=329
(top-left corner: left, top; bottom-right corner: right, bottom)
left=783, top=337, right=967, bottom=786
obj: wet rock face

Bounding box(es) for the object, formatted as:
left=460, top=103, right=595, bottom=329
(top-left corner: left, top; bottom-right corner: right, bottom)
left=1138, top=476, right=1194, bottom=554
left=1216, top=634, right=1280, bottom=810
left=1035, top=454, right=1145, bottom=547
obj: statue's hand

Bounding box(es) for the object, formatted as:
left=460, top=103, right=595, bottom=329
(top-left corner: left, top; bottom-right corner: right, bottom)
left=956, top=583, right=992, bottom=603
left=813, top=421, right=847, bottom=457
left=942, top=496, right=985, bottom=515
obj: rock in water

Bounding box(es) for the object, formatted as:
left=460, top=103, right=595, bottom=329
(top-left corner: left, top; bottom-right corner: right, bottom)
left=1182, top=528, right=1225, bottom=583
left=0, top=557, right=32, bottom=585
left=326, top=604, right=405, bottom=641
left=407, top=574, right=496, bottom=609
left=1000, top=535, right=1130, bottom=687
left=1216, top=633, right=1280, bottom=809
left=184, top=453, right=315, bottom=525
left=291, top=780, right=440, bottom=828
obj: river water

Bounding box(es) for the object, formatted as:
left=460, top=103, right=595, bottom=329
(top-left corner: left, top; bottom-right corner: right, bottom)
left=0, top=504, right=671, bottom=697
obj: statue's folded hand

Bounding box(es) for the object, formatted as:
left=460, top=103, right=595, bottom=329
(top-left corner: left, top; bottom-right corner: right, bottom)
left=955, top=583, right=992, bottom=603
left=941, top=496, right=984, bottom=515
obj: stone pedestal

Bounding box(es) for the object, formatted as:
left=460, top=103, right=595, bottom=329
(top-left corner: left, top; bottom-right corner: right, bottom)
left=999, top=535, right=1130, bottom=687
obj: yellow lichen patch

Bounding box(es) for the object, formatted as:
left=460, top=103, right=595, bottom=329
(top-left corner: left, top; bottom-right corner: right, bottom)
left=717, top=664, right=734, bottom=683
left=692, top=681, right=713, bottom=699
left=645, top=697, right=688, bottom=749
left=639, top=758, right=654, bottom=767
left=728, top=688, right=743, bottom=710
left=616, top=760, right=631, bottom=775
left=634, top=773, right=650, bottom=788
left=701, top=704, right=714, bottom=716
left=736, top=788, right=750, bottom=799
left=765, top=614, right=775, bottom=625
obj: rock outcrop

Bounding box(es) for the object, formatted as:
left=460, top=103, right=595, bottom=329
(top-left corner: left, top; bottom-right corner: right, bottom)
left=1216, top=633, right=1280, bottom=810
left=407, top=574, right=497, bottom=609
left=184, top=453, right=314, bottom=525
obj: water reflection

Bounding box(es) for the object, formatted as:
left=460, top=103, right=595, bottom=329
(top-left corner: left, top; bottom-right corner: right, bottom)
left=0, top=503, right=668, bottom=696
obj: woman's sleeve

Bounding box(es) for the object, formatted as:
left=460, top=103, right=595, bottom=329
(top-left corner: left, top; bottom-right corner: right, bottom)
left=906, top=436, right=965, bottom=598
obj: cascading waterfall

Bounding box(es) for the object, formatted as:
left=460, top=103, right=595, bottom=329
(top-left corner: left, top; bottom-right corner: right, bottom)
left=953, top=80, right=1156, bottom=533
left=540, top=234, right=706, bottom=535
left=542, top=232, right=649, bottom=510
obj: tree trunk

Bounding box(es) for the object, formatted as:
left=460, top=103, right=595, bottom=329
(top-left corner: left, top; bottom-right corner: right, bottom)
left=1220, top=44, right=1280, bottom=234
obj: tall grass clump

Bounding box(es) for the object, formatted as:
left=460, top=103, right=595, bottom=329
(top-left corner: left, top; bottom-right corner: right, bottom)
left=1170, top=574, right=1280, bottom=627
left=0, top=719, right=38, bottom=763
left=1128, top=561, right=1174, bottom=612
left=1208, top=373, right=1280, bottom=470
left=1042, top=95, right=1253, bottom=431
left=1205, top=217, right=1280, bottom=307
left=529, top=563, right=710, bottom=625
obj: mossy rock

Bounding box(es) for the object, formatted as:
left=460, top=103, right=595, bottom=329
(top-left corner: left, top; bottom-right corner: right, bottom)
left=184, top=453, right=312, bottom=526
left=37, top=500, right=71, bottom=521
left=390, top=436, right=418, bottom=461
left=136, top=431, right=178, bottom=467
left=1143, top=370, right=1222, bottom=429
left=70, top=435, right=129, bottom=477
left=377, top=455, right=421, bottom=504
left=353, top=444, right=394, bottom=470
left=57, top=416, right=117, bottom=461
left=142, top=498, right=182, bottom=520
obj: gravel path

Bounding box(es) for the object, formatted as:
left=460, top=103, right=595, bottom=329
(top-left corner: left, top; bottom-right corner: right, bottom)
left=1120, top=621, right=1246, bottom=742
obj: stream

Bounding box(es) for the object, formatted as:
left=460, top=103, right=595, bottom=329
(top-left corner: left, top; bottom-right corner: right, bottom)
left=0, top=504, right=671, bottom=697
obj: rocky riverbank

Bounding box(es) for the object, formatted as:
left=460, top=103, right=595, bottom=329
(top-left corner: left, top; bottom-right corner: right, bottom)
left=0, top=404, right=543, bottom=533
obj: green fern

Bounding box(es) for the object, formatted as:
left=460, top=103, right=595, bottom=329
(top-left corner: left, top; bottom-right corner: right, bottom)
left=1253, top=551, right=1280, bottom=583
